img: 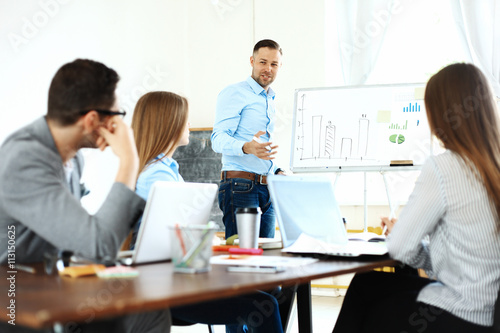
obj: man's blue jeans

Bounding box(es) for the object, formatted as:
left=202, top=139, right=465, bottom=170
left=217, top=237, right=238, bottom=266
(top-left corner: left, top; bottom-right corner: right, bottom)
left=171, top=290, right=283, bottom=333
left=218, top=177, right=275, bottom=239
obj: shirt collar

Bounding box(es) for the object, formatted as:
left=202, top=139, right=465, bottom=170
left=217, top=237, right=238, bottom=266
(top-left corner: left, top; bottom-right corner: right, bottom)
left=246, top=76, right=275, bottom=98
left=155, top=153, right=177, bottom=167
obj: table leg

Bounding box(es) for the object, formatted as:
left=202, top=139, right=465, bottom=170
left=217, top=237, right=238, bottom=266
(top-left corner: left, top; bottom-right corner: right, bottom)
left=296, top=282, right=312, bottom=333
left=279, top=284, right=298, bottom=331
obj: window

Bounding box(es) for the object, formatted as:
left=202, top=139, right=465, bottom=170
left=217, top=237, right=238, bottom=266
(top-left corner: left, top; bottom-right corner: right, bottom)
left=323, top=0, right=467, bottom=207
left=366, top=0, right=469, bottom=84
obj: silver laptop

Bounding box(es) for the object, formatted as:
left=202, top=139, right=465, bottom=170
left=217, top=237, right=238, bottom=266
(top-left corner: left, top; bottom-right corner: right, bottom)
left=119, top=181, right=218, bottom=264
left=267, top=175, right=387, bottom=257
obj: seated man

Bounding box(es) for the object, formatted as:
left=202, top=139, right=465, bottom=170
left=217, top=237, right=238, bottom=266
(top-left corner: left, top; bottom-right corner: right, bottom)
left=0, top=59, right=171, bottom=333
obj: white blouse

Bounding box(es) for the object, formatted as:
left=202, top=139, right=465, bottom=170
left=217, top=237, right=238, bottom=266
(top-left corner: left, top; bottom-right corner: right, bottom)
left=388, top=150, right=500, bottom=326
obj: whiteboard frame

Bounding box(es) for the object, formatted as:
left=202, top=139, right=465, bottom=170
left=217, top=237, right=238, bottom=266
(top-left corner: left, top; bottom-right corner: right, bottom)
left=289, top=83, right=429, bottom=173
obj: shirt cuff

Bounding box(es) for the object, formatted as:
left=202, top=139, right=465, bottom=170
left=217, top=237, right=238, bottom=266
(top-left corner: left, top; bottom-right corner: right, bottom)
left=232, top=140, right=245, bottom=156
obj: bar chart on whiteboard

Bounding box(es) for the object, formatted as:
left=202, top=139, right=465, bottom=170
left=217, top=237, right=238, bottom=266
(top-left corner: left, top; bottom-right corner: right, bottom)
left=290, top=83, right=431, bottom=172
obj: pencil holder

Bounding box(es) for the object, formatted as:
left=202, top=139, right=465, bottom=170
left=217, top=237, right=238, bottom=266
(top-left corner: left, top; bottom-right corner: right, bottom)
left=170, top=223, right=217, bottom=273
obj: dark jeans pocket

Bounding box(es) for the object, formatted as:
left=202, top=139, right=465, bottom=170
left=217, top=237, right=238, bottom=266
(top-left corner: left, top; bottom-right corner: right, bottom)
left=218, top=180, right=230, bottom=211
left=232, top=179, right=254, bottom=194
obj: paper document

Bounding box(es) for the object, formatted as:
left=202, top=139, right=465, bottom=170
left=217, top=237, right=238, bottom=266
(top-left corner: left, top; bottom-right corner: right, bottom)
left=225, top=236, right=283, bottom=250
left=282, top=233, right=388, bottom=257
left=210, top=255, right=318, bottom=267
left=348, top=232, right=386, bottom=242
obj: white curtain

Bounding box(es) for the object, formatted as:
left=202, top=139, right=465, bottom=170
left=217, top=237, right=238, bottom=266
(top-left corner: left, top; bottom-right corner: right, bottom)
left=334, top=0, right=396, bottom=85
left=451, top=0, right=500, bottom=97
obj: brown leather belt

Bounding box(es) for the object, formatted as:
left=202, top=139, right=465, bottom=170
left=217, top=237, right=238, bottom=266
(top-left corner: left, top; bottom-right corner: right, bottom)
left=221, top=171, right=268, bottom=185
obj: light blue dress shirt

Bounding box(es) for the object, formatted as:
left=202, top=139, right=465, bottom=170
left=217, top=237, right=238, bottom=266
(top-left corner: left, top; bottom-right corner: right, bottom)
left=211, top=76, right=277, bottom=175
left=135, top=153, right=184, bottom=200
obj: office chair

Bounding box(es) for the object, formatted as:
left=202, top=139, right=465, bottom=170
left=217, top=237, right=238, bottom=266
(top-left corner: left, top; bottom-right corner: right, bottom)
left=121, top=234, right=214, bottom=332
left=493, top=284, right=500, bottom=333
left=172, top=317, right=214, bottom=333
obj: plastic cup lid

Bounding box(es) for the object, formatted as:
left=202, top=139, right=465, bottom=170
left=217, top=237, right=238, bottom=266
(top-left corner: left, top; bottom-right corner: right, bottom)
left=235, top=207, right=262, bottom=214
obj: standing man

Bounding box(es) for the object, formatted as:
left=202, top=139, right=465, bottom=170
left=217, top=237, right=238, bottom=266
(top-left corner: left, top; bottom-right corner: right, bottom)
left=212, top=39, right=284, bottom=239
left=0, top=59, right=170, bottom=333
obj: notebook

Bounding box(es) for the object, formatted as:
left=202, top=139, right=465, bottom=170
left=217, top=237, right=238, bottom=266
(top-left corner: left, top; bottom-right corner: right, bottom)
left=118, top=181, right=218, bottom=265
left=267, top=175, right=387, bottom=257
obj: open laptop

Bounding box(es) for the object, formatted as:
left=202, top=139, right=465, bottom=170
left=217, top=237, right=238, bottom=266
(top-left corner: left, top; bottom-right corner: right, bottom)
left=119, top=181, right=218, bottom=265
left=267, top=175, right=387, bottom=257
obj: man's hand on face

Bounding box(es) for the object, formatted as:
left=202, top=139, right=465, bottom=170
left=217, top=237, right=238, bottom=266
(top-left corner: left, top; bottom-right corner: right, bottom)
left=97, top=117, right=139, bottom=164
left=97, top=116, right=139, bottom=190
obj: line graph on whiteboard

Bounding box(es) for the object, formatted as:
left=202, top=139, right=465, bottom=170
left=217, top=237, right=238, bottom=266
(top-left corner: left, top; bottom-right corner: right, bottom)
left=292, top=84, right=430, bottom=170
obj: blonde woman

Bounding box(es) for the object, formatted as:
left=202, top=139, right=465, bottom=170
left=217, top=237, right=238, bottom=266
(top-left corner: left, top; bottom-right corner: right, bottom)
left=131, top=91, right=284, bottom=333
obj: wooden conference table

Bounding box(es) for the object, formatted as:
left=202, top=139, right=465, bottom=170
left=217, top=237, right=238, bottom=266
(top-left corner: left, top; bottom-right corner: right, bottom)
left=0, top=250, right=396, bottom=332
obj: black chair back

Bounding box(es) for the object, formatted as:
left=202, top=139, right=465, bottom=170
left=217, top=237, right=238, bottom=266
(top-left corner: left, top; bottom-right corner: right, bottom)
left=493, top=284, right=500, bottom=333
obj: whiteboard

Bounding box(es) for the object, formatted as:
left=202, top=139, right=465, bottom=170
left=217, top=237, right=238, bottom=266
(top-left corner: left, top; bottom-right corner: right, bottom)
left=290, top=83, right=431, bottom=172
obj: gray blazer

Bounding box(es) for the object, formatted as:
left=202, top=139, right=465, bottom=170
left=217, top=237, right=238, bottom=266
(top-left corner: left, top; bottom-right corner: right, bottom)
left=0, top=117, right=145, bottom=264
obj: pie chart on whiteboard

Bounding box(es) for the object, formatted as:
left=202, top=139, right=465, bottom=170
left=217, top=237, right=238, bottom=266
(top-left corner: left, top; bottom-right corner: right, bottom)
left=389, top=134, right=405, bottom=144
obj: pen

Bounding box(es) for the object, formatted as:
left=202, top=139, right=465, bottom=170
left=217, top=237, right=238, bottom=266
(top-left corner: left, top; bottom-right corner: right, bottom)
left=227, top=266, right=285, bottom=273
left=174, top=224, right=187, bottom=256
left=180, top=222, right=216, bottom=267
left=15, top=264, right=36, bottom=274
left=382, top=202, right=399, bottom=236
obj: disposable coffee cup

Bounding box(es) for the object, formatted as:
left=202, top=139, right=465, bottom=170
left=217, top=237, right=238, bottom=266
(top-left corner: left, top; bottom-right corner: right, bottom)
left=236, top=207, right=261, bottom=249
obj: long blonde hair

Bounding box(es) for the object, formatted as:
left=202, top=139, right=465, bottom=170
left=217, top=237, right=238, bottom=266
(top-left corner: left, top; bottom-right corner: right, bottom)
left=424, top=63, right=500, bottom=227
left=131, top=91, right=188, bottom=175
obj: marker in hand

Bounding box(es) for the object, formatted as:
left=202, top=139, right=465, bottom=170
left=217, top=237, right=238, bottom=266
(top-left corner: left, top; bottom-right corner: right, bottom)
left=244, top=130, right=278, bottom=160
left=253, top=136, right=272, bottom=151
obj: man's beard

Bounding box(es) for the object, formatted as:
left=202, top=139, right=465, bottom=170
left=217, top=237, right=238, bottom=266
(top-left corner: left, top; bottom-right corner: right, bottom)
left=253, top=73, right=274, bottom=89
left=78, top=129, right=100, bottom=149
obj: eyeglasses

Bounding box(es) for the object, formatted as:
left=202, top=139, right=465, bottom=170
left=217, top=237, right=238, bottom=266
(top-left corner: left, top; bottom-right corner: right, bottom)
left=79, top=109, right=127, bottom=118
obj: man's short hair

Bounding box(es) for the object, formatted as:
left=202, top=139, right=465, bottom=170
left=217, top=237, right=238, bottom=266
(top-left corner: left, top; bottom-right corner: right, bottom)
left=47, top=59, right=119, bottom=126
left=253, top=39, right=282, bottom=56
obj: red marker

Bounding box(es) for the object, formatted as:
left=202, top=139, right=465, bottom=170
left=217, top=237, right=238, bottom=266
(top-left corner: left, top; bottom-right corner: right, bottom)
left=229, top=248, right=263, bottom=255
left=212, top=245, right=238, bottom=252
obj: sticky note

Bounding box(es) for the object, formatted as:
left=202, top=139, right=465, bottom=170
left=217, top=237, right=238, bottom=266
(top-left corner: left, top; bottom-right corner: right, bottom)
left=414, top=87, right=425, bottom=100
left=59, top=264, right=106, bottom=278
left=377, top=110, right=391, bottom=123
left=96, top=266, right=139, bottom=279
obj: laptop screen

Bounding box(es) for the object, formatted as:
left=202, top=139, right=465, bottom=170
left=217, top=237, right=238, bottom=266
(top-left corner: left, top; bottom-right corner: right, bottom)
left=132, top=181, right=217, bottom=264
left=268, top=175, right=348, bottom=248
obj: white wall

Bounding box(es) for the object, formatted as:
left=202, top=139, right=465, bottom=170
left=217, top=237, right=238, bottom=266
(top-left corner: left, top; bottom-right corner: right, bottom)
left=0, top=0, right=334, bottom=212
left=0, top=0, right=252, bottom=135
left=0, top=1, right=416, bottom=229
